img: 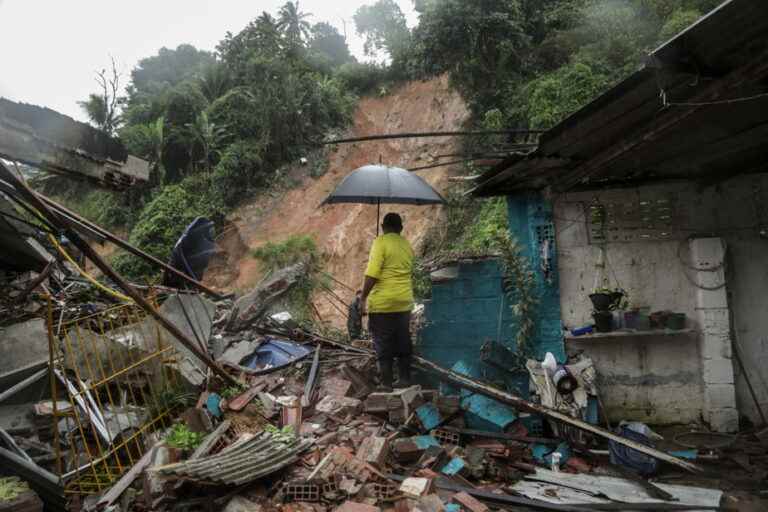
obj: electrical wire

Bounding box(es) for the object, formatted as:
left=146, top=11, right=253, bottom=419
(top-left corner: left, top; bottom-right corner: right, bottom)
left=47, top=233, right=132, bottom=302
left=663, top=91, right=768, bottom=107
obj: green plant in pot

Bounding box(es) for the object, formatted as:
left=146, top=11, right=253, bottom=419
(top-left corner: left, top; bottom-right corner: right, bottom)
left=589, top=287, right=626, bottom=311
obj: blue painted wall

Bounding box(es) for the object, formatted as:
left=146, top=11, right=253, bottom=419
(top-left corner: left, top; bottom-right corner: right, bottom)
left=419, top=192, right=565, bottom=393
left=506, top=192, right=565, bottom=362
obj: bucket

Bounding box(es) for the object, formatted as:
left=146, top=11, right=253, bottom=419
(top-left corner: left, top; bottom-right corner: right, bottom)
left=635, top=313, right=651, bottom=331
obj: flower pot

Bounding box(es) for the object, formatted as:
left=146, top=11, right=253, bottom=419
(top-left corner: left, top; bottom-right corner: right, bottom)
left=667, top=313, right=686, bottom=330
left=593, top=311, right=613, bottom=332
left=650, top=311, right=669, bottom=329
left=589, top=293, right=613, bottom=312
left=624, top=310, right=639, bottom=329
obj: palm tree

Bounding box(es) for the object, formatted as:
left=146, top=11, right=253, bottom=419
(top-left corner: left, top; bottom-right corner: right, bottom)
left=277, top=1, right=312, bottom=49
left=255, top=12, right=283, bottom=53
left=199, top=63, right=232, bottom=103
left=185, top=111, right=229, bottom=171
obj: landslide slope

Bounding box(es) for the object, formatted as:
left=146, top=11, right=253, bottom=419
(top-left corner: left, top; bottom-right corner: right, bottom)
left=206, top=75, right=470, bottom=326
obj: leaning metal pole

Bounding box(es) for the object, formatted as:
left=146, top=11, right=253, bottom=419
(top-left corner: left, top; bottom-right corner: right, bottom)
left=1, top=163, right=238, bottom=386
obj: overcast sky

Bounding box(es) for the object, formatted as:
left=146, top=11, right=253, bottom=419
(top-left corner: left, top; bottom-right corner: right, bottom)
left=0, top=0, right=417, bottom=122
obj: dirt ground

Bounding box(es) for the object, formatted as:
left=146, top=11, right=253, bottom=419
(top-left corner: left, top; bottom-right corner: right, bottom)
left=205, top=75, right=470, bottom=327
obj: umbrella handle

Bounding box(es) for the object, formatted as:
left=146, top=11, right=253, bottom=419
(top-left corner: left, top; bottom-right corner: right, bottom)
left=376, top=198, right=380, bottom=237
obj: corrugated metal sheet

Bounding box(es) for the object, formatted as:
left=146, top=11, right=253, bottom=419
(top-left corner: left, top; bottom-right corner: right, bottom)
left=157, top=432, right=312, bottom=485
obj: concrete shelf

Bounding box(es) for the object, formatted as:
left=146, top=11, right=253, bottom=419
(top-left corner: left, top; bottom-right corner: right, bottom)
left=565, top=328, right=696, bottom=342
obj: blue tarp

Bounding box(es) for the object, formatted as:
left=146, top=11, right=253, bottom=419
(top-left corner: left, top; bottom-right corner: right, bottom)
left=163, top=217, right=216, bottom=288
left=240, top=338, right=314, bottom=374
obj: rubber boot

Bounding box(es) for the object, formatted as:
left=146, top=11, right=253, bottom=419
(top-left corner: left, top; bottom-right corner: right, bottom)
left=394, top=355, right=412, bottom=389
left=377, top=359, right=394, bottom=392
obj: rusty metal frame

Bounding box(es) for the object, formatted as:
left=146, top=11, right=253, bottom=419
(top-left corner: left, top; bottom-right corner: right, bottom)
left=47, top=299, right=184, bottom=495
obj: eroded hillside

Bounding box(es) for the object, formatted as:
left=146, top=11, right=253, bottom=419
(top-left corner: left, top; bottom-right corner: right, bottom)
left=205, top=76, right=469, bottom=326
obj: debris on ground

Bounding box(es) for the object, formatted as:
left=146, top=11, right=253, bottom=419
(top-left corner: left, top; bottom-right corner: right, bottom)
left=0, top=165, right=766, bottom=512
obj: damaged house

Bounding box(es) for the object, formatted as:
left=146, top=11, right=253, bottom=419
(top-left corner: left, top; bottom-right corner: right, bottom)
left=467, top=0, right=768, bottom=433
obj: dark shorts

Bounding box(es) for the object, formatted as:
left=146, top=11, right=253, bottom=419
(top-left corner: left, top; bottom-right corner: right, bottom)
left=369, top=311, right=412, bottom=360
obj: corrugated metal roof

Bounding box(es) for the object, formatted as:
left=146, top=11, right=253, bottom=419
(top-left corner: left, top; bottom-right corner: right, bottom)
left=472, top=0, right=768, bottom=196
left=157, top=432, right=312, bottom=485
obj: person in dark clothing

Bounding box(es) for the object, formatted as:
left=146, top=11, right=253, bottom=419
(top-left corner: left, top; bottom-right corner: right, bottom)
left=361, top=213, right=414, bottom=390
left=347, top=290, right=363, bottom=340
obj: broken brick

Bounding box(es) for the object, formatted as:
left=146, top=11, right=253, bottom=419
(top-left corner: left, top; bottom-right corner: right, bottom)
left=451, top=492, right=488, bottom=512
left=334, top=500, right=380, bottom=512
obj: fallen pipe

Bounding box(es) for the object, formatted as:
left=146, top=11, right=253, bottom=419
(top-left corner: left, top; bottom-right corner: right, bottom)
left=0, top=164, right=238, bottom=386
left=412, top=356, right=703, bottom=474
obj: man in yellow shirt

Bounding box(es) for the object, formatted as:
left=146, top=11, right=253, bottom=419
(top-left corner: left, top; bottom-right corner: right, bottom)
left=361, top=213, right=414, bottom=390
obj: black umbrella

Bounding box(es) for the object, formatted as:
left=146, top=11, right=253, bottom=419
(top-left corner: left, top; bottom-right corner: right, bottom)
left=322, top=164, right=445, bottom=234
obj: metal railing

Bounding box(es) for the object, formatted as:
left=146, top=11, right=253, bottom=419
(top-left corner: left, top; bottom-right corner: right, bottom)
left=47, top=299, right=184, bottom=495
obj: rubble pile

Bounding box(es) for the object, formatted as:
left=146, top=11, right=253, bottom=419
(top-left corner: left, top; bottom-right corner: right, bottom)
left=1, top=168, right=766, bottom=512
left=2, top=263, right=768, bottom=512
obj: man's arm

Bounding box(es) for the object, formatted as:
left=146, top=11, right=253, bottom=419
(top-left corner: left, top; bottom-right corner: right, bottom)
left=360, top=275, right=378, bottom=316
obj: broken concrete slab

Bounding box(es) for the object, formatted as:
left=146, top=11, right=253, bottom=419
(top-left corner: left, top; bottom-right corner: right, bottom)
left=227, top=263, right=308, bottom=331
left=316, top=396, right=362, bottom=416
left=0, top=319, right=49, bottom=376
left=356, top=436, right=389, bottom=467
left=398, top=477, right=433, bottom=498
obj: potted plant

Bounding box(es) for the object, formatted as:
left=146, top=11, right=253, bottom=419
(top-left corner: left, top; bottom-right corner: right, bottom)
left=589, top=287, right=626, bottom=311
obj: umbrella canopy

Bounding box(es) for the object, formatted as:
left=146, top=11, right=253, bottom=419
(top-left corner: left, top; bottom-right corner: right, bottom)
left=322, top=165, right=445, bottom=206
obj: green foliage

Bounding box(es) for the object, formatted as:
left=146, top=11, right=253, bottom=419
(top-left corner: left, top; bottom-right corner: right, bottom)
left=221, top=384, right=247, bottom=399
left=353, top=0, right=411, bottom=60
left=494, top=230, right=537, bottom=349
left=658, top=8, right=701, bottom=41
left=335, top=61, right=390, bottom=95
left=0, top=477, right=29, bottom=501
left=112, top=174, right=224, bottom=281
left=512, top=55, right=612, bottom=129
left=166, top=423, right=204, bottom=451
left=131, top=44, right=215, bottom=95
left=265, top=424, right=296, bottom=444
left=278, top=1, right=313, bottom=50
left=252, top=234, right=318, bottom=273
left=210, top=139, right=268, bottom=205
left=309, top=22, right=354, bottom=69
left=198, top=62, right=233, bottom=103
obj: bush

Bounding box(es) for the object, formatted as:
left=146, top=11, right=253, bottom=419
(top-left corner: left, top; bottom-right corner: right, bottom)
left=211, top=139, right=268, bottom=206
left=335, top=62, right=389, bottom=95
left=252, top=234, right=318, bottom=273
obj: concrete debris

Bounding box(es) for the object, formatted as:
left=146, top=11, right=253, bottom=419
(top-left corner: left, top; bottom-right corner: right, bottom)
left=227, top=262, right=309, bottom=331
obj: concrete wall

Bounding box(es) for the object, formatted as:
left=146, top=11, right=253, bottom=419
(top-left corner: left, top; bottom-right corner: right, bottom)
left=554, top=174, right=768, bottom=428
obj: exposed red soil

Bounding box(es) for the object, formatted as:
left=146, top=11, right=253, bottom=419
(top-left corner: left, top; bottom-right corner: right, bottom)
left=205, top=76, right=470, bottom=326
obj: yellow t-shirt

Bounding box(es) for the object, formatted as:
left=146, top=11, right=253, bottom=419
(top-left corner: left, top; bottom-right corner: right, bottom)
left=365, top=233, right=414, bottom=313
